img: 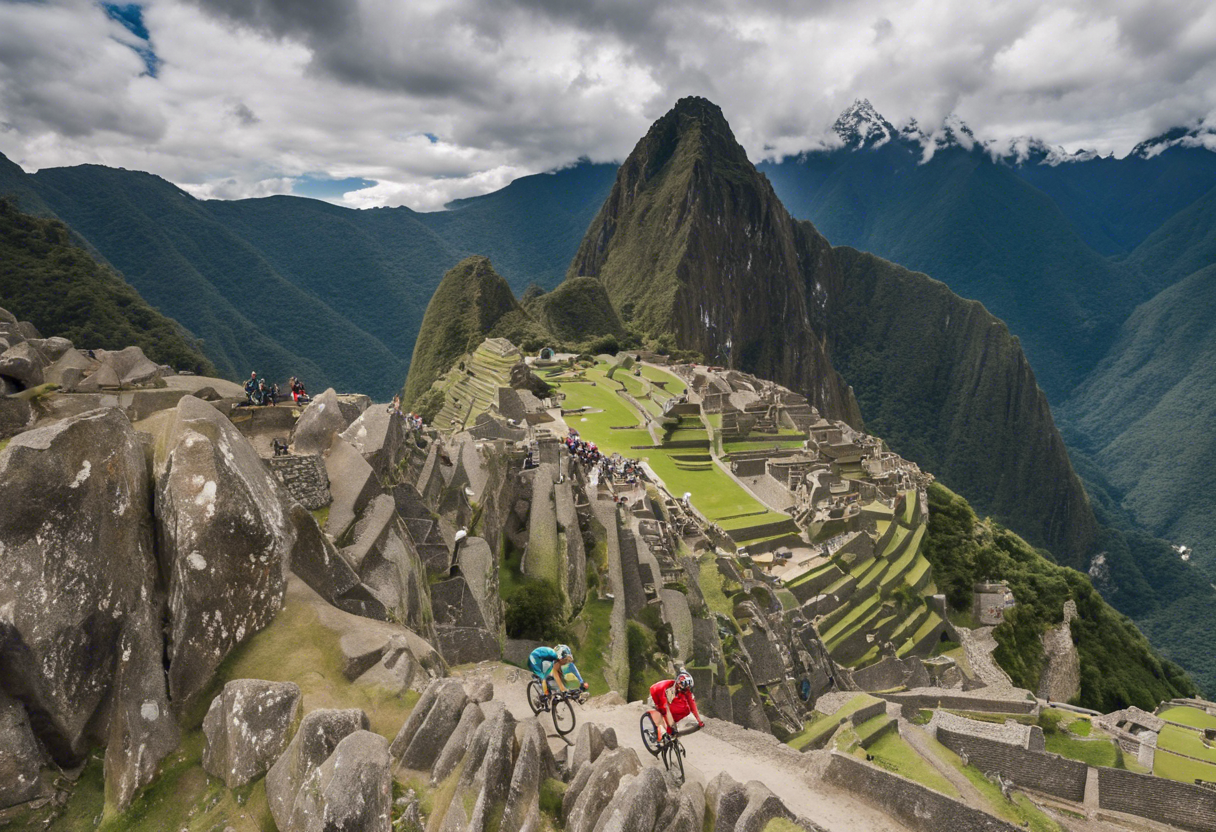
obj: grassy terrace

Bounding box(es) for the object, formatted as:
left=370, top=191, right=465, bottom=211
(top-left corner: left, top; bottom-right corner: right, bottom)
left=553, top=362, right=793, bottom=536
left=1159, top=705, right=1216, bottom=731
left=1157, top=724, right=1216, bottom=764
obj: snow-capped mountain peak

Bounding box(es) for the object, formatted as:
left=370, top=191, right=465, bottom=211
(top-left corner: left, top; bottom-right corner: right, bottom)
left=1132, top=122, right=1216, bottom=159
left=832, top=99, right=898, bottom=149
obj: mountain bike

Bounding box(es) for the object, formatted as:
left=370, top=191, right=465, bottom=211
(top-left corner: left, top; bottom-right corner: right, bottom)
left=526, top=679, right=585, bottom=736
left=640, top=714, right=701, bottom=782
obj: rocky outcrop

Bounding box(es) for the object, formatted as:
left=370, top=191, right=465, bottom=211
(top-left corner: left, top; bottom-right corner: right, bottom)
left=564, top=748, right=643, bottom=832
left=202, top=679, right=302, bottom=788
left=0, top=690, right=45, bottom=810
left=293, top=388, right=353, bottom=456
left=266, top=708, right=369, bottom=830
left=391, top=678, right=469, bottom=770
left=287, top=730, right=392, bottom=832
left=324, top=436, right=382, bottom=540
left=0, top=408, right=178, bottom=805
left=341, top=493, right=434, bottom=638
left=0, top=340, right=47, bottom=389
left=340, top=406, right=405, bottom=482
left=431, top=701, right=486, bottom=785
left=153, top=395, right=292, bottom=709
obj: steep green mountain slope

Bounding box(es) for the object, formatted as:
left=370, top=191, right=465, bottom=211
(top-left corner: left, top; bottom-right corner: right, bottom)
left=1123, top=182, right=1216, bottom=292
left=402, top=256, right=547, bottom=407
left=569, top=96, right=1094, bottom=563
left=925, top=484, right=1194, bottom=712
left=523, top=276, right=624, bottom=346
left=0, top=153, right=614, bottom=400
left=1010, top=143, right=1216, bottom=256
left=827, top=248, right=1095, bottom=560
left=26, top=164, right=399, bottom=395
left=568, top=96, right=862, bottom=426
left=0, top=199, right=212, bottom=373
left=761, top=143, right=1140, bottom=399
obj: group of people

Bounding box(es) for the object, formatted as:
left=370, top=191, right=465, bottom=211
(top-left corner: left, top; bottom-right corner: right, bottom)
left=388, top=396, right=425, bottom=431
left=244, top=372, right=279, bottom=406
left=564, top=430, right=643, bottom=485
left=528, top=643, right=702, bottom=743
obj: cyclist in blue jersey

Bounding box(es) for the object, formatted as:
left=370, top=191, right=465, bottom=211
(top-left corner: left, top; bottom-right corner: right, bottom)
left=528, top=643, right=588, bottom=697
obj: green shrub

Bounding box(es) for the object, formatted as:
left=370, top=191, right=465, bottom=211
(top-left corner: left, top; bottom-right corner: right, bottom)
left=505, top=580, right=567, bottom=641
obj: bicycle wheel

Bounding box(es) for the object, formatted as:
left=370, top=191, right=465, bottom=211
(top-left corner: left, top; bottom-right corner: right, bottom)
left=640, top=713, right=661, bottom=756
left=552, top=697, right=576, bottom=736
left=527, top=680, right=544, bottom=715
left=669, top=740, right=685, bottom=783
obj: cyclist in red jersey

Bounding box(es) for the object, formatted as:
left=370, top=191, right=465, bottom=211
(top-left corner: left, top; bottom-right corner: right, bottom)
left=647, top=669, right=703, bottom=741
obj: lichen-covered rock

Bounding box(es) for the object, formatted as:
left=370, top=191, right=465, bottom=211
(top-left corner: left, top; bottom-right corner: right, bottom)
left=202, top=679, right=302, bottom=788
left=154, top=395, right=292, bottom=709
left=293, top=389, right=353, bottom=456
left=705, top=772, right=749, bottom=832
left=92, top=346, right=162, bottom=387
left=465, top=678, right=494, bottom=704
left=590, top=766, right=670, bottom=832
left=667, top=781, right=706, bottom=832
left=391, top=678, right=469, bottom=770
left=735, top=781, right=796, bottom=832
left=287, top=730, right=392, bottom=832
left=266, top=708, right=369, bottom=831
left=564, top=748, right=643, bottom=832
left=0, top=340, right=48, bottom=389
left=0, top=408, right=177, bottom=808
left=0, top=690, right=44, bottom=810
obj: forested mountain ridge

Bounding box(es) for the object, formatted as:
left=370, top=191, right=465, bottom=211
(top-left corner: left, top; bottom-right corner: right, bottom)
left=0, top=199, right=213, bottom=374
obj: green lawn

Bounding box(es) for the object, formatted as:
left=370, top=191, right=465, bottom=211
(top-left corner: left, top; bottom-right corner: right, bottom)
left=864, top=731, right=959, bottom=797
left=570, top=597, right=614, bottom=696
left=1155, top=750, right=1216, bottom=783
left=1158, top=724, right=1216, bottom=764
left=1044, top=733, right=1121, bottom=768
left=1160, top=706, right=1216, bottom=731
left=697, top=553, right=736, bottom=619
left=921, top=738, right=1063, bottom=832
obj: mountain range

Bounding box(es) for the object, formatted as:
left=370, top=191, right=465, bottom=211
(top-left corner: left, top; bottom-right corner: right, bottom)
left=5, top=98, right=1216, bottom=692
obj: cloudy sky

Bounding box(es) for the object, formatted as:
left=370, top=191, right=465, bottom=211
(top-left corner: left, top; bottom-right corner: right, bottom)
left=2, top=0, right=1215, bottom=210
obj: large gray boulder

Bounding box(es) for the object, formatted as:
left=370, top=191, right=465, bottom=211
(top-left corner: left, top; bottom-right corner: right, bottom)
left=293, top=388, right=352, bottom=456
left=668, top=782, right=706, bottom=832
left=568, top=722, right=610, bottom=778
left=95, top=346, right=162, bottom=386
left=0, top=408, right=178, bottom=807
left=390, top=678, right=469, bottom=770
left=266, top=708, right=369, bottom=831
left=340, top=406, right=405, bottom=481
left=564, top=748, right=643, bottom=832
left=0, top=690, right=45, bottom=810
left=324, top=437, right=382, bottom=540
left=590, top=766, right=670, bottom=832
left=735, top=781, right=797, bottom=832
left=430, top=575, right=499, bottom=664
left=202, top=679, right=302, bottom=788
left=287, top=730, right=392, bottom=832
left=0, top=340, right=48, bottom=389
left=288, top=502, right=387, bottom=620
left=0, top=306, right=16, bottom=325
left=431, top=702, right=485, bottom=785
left=341, top=494, right=433, bottom=638
left=43, top=348, right=95, bottom=390
left=440, top=708, right=517, bottom=832
left=28, top=336, right=74, bottom=364
left=153, top=395, right=293, bottom=709
left=500, top=718, right=553, bottom=832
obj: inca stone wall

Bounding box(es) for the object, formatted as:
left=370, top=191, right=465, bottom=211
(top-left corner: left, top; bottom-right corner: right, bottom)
left=936, top=727, right=1087, bottom=802
left=268, top=455, right=331, bottom=510
left=822, top=752, right=1020, bottom=832
left=1098, top=766, right=1216, bottom=832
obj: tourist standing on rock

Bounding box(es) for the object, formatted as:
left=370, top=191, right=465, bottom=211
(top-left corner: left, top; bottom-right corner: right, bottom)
left=647, top=670, right=703, bottom=741
left=244, top=371, right=259, bottom=405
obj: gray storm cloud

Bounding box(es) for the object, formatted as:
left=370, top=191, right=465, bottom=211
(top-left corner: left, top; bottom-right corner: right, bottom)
left=0, top=0, right=1214, bottom=208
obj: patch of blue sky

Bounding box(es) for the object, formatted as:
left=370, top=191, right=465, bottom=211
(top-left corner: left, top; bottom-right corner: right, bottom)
left=292, top=175, right=377, bottom=200
left=103, top=3, right=159, bottom=77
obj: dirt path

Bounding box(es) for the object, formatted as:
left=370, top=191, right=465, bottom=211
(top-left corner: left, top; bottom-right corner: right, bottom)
left=958, top=625, right=1019, bottom=693
left=454, top=663, right=911, bottom=832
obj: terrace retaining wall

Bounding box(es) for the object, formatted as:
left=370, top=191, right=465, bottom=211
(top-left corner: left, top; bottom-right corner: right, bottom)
left=1098, top=766, right=1216, bottom=831
left=822, top=752, right=1020, bottom=832
left=936, top=727, right=1087, bottom=802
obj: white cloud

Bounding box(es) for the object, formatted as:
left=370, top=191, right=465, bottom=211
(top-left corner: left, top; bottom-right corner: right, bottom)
left=0, top=0, right=1214, bottom=209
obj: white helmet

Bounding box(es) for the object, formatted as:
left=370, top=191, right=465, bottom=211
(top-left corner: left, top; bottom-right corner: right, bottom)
left=556, top=644, right=573, bottom=660
left=676, top=670, right=694, bottom=691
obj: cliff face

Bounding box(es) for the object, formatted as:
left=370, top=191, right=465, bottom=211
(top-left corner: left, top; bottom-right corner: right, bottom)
left=826, top=247, right=1097, bottom=560
left=568, top=97, right=861, bottom=425
left=566, top=97, right=1096, bottom=561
